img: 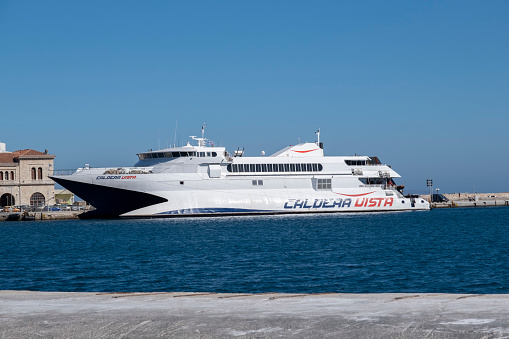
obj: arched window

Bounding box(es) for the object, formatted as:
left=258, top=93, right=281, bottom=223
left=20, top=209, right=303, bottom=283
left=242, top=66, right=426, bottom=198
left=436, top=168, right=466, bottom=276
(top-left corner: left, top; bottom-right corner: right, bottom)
left=10, top=171, right=14, bottom=180
left=0, top=193, right=15, bottom=207
left=38, top=167, right=43, bottom=180
left=0, top=172, right=3, bottom=180
left=31, top=167, right=36, bottom=180
left=5, top=171, right=9, bottom=180
left=30, top=192, right=45, bottom=206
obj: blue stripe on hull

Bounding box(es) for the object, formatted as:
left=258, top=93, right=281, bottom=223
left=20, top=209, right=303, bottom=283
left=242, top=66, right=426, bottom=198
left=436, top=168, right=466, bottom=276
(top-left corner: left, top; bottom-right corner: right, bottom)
left=158, top=208, right=274, bottom=215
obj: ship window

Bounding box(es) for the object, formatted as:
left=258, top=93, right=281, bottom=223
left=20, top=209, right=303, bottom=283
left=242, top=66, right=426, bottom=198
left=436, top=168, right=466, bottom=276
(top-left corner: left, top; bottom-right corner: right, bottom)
left=296, top=164, right=302, bottom=172
left=312, top=163, right=318, bottom=171
left=267, top=164, right=273, bottom=172
left=207, top=152, right=211, bottom=157
left=238, top=164, right=244, bottom=172
left=227, top=164, right=232, bottom=172
left=318, top=164, right=323, bottom=171
left=317, top=178, right=332, bottom=190
left=346, top=160, right=366, bottom=166
left=277, top=164, right=283, bottom=172
left=256, top=164, right=261, bottom=172
left=212, top=152, right=217, bottom=157
left=261, top=164, right=267, bottom=172
left=248, top=164, right=254, bottom=172
left=180, top=181, right=184, bottom=185
left=252, top=180, right=263, bottom=186
left=290, top=164, right=295, bottom=172
left=306, top=164, right=312, bottom=171
left=200, top=152, right=205, bottom=157
left=284, top=164, right=289, bottom=172
left=258, top=180, right=263, bottom=185
left=243, top=164, right=249, bottom=172
left=172, top=152, right=180, bottom=157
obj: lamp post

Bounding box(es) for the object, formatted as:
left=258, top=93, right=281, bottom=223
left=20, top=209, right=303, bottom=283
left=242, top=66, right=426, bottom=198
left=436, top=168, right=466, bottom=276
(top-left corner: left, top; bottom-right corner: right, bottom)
left=427, top=179, right=433, bottom=203
left=473, top=185, right=477, bottom=202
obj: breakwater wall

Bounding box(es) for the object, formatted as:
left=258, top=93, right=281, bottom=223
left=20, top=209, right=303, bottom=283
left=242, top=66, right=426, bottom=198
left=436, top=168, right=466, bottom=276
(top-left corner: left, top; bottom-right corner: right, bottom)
left=421, top=192, right=509, bottom=200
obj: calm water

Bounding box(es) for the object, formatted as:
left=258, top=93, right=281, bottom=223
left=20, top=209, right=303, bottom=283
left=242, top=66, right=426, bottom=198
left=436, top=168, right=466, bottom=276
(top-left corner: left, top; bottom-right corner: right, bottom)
left=1, top=207, right=508, bottom=294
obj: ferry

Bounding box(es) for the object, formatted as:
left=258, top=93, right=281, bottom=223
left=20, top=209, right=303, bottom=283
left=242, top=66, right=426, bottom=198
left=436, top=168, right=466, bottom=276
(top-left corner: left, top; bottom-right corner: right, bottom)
left=51, top=127, right=430, bottom=218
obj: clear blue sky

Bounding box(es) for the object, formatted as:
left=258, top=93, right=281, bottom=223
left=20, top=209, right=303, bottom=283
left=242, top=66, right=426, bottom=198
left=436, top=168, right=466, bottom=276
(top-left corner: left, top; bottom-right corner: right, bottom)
left=1, top=1, right=508, bottom=194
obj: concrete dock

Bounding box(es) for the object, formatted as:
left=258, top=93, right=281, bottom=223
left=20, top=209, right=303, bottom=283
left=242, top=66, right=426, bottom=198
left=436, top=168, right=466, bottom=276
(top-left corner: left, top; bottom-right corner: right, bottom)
left=1, top=291, right=508, bottom=338
left=0, top=211, right=82, bottom=221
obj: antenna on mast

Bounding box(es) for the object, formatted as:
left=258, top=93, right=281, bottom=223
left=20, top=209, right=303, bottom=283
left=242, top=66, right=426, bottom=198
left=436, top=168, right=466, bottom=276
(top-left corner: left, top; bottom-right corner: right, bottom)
left=315, top=128, right=320, bottom=145
left=173, top=120, right=178, bottom=148
left=190, top=123, right=208, bottom=147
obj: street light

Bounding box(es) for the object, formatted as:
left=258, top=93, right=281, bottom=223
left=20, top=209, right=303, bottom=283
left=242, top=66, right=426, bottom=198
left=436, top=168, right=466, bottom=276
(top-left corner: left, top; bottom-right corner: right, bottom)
left=427, top=179, right=433, bottom=202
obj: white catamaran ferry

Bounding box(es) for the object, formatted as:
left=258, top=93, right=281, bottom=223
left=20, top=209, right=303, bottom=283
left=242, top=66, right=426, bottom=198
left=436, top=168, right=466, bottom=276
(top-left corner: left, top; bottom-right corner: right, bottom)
left=51, top=127, right=430, bottom=218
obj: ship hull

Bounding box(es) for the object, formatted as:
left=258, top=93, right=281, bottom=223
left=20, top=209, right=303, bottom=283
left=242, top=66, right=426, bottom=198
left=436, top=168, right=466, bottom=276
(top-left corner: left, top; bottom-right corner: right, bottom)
left=51, top=173, right=430, bottom=218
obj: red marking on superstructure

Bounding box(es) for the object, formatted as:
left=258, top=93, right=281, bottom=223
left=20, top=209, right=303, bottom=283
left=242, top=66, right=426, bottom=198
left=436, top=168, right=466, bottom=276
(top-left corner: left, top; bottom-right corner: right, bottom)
left=291, top=149, right=319, bottom=153
left=333, top=191, right=376, bottom=197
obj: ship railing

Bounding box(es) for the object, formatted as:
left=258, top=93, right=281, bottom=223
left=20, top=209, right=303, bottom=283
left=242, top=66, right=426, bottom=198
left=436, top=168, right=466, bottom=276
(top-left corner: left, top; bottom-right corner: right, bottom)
left=52, top=169, right=78, bottom=176
left=102, top=167, right=153, bottom=175
left=360, top=184, right=397, bottom=190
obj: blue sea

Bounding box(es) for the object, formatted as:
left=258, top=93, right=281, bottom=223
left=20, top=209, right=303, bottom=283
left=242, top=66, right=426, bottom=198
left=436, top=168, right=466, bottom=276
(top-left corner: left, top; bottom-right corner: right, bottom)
left=1, top=207, right=508, bottom=294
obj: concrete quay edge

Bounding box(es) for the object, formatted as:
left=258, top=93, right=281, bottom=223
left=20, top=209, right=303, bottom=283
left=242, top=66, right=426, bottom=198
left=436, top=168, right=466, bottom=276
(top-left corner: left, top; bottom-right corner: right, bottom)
left=1, top=291, right=508, bottom=338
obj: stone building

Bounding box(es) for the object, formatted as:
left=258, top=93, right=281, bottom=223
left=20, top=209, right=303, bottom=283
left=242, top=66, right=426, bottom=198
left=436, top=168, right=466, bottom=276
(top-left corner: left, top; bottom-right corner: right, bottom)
left=0, top=142, right=55, bottom=207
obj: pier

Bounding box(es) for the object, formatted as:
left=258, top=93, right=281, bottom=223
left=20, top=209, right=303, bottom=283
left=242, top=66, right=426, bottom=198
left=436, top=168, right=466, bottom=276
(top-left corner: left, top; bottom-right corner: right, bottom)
left=0, top=211, right=82, bottom=221
left=1, top=291, right=508, bottom=338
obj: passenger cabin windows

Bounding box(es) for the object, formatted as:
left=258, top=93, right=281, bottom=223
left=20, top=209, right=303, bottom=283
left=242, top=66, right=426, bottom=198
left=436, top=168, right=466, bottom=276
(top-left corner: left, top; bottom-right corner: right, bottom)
left=316, top=178, right=332, bottom=191
left=252, top=180, right=263, bottom=186
left=345, top=160, right=366, bottom=166
left=226, top=163, right=323, bottom=173
left=138, top=151, right=217, bottom=160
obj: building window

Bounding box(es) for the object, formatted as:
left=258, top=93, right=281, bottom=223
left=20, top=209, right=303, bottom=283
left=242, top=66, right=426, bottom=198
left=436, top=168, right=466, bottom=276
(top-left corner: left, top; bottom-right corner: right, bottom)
left=0, top=172, right=3, bottom=180
left=317, top=178, right=332, bottom=191
left=30, top=192, right=45, bottom=206
left=38, top=167, right=43, bottom=179
left=10, top=171, right=14, bottom=180
left=31, top=167, right=36, bottom=180
left=4, top=171, right=7, bottom=180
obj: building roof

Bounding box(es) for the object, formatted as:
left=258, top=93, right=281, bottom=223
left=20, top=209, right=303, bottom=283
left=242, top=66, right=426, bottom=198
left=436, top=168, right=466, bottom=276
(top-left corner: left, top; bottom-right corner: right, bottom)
left=13, top=149, right=52, bottom=156
left=0, top=149, right=55, bottom=163
left=0, top=153, right=16, bottom=163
